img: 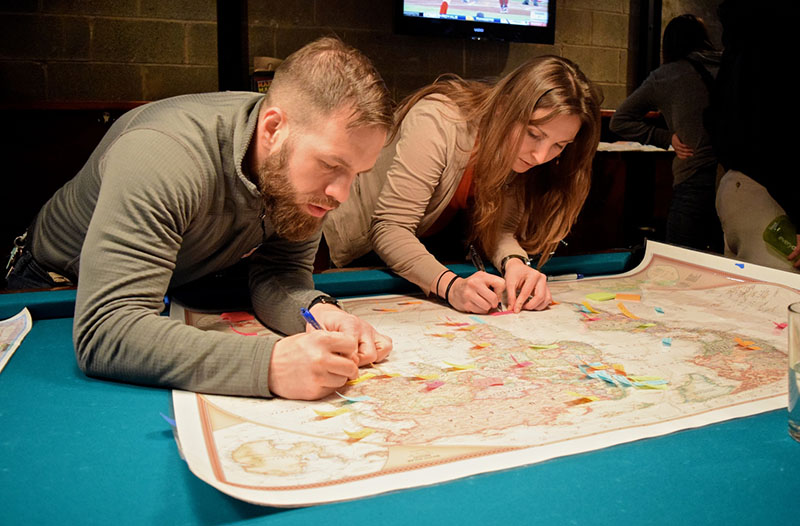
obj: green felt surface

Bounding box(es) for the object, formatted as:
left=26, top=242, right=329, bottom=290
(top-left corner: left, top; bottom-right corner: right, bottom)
left=3, top=255, right=800, bottom=525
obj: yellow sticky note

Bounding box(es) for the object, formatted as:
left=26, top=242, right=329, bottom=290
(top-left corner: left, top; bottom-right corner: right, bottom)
left=581, top=301, right=599, bottom=313
left=313, top=407, right=351, bottom=418
left=530, top=343, right=559, bottom=349
left=586, top=292, right=616, bottom=302
left=344, top=428, right=375, bottom=440
left=617, top=302, right=640, bottom=319
left=347, top=372, right=376, bottom=385
left=443, top=361, right=476, bottom=370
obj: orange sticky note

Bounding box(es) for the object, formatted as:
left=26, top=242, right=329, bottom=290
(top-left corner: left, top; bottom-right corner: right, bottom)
left=615, top=293, right=641, bottom=302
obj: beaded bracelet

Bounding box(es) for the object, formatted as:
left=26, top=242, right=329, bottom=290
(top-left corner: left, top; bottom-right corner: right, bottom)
left=444, top=274, right=460, bottom=305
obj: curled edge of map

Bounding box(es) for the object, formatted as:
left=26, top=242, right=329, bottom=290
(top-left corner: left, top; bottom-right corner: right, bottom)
left=0, top=307, right=33, bottom=374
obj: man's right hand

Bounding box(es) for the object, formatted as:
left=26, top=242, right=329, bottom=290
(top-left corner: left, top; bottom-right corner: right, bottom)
left=268, top=331, right=360, bottom=400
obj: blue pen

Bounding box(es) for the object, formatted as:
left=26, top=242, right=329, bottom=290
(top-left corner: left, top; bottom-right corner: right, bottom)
left=300, top=307, right=323, bottom=330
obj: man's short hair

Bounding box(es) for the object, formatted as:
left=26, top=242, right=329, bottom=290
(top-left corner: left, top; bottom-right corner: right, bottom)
left=265, top=37, right=393, bottom=131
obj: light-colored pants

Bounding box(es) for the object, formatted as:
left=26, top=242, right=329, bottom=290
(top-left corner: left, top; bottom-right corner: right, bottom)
left=716, top=169, right=799, bottom=273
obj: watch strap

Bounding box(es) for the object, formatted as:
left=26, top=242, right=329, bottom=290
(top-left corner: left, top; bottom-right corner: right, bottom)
left=307, top=294, right=341, bottom=310
left=500, top=254, right=531, bottom=275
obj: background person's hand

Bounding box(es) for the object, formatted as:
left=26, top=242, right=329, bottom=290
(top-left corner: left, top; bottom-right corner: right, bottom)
left=671, top=134, right=694, bottom=159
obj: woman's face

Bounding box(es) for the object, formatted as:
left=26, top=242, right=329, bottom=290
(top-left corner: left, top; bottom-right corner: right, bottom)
left=511, top=109, right=581, bottom=174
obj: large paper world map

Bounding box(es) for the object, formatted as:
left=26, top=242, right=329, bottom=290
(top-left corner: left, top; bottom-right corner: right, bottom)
left=172, top=242, right=800, bottom=506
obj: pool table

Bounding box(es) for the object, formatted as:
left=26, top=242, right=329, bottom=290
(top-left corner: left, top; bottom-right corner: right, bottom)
left=2, top=252, right=799, bottom=525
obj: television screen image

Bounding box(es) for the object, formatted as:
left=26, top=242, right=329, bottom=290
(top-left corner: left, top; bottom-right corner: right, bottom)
left=396, top=0, right=556, bottom=44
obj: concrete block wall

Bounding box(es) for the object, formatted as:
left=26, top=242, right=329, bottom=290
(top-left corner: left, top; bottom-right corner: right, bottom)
left=0, top=0, right=218, bottom=102
left=0, top=1, right=721, bottom=109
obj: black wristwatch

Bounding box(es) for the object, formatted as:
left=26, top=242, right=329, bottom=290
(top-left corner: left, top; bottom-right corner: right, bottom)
left=500, top=254, right=531, bottom=276
left=307, top=294, right=341, bottom=311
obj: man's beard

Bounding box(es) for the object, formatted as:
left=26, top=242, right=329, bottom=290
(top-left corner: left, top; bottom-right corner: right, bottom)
left=256, top=141, right=340, bottom=242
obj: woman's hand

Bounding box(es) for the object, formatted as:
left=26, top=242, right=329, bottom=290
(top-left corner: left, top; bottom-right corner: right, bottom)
left=502, top=257, right=552, bottom=312
left=446, top=272, right=506, bottom=314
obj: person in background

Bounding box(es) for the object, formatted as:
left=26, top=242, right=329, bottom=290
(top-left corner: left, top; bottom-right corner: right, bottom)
left=4, top=37, right=395, bottom=400
left=710, top=0, right=799, bottom=271
left=610, top=14, right=723, bottom=254
left=323, top=55, right=602, bottom=314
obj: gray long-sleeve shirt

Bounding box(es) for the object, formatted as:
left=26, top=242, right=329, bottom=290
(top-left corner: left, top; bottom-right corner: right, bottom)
left=30, top=92, right=325, bottom=397
left=610, top=51, right=721, bottom=186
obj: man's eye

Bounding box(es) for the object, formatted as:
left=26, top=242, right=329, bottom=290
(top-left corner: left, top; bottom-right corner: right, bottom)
left=321, top=161, right=337, bottom=170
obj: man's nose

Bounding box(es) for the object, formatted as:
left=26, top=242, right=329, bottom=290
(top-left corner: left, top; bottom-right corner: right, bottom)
left=325, top=173, right=354, bottom=204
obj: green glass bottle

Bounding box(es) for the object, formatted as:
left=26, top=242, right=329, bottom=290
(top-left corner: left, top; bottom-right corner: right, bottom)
left=763, top=215, right=798, bottom=256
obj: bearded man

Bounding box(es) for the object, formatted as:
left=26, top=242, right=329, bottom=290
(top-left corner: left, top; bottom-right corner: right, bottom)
left=4, top=38, right=394, bottom=400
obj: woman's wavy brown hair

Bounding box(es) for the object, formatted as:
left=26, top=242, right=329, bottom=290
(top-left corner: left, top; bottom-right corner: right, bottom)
left=393, top=55, right=602, bottom=266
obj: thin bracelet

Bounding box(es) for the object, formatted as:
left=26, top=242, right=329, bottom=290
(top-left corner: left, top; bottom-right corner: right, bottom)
left=434, top=270, right=450, bottom=298
left=444, top=274, right=459, bottom=305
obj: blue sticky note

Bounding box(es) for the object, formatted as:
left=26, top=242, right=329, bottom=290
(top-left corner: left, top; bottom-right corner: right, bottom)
left=655, top=307, right=664, bottom=314
left=160, top=412, right=176, bottom=427
left=662, top=337, right=672, bottom=347
left=735, top=263, right=744, bottom=269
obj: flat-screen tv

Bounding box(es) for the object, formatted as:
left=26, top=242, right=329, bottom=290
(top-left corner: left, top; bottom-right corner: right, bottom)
left=395, top=0, right=556, bottom=44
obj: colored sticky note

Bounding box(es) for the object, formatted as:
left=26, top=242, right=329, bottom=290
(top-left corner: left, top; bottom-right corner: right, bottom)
left=344, top=428, right=375, bottom=440
left=586, top=292, right=616, bottom=302
left=347, top=372, right=376, bottom=385
left=160, top=412, right=176, bottom=427
left=615, top=293, right=641, bottom=301
left=662, top=337, right=672, bottom=347
left=424, top=380, right=445, bottom=391
left=654, top=307, right=665, bottom=314
left=443, top=361, right=476, bottom=370
left=774, top=322, right=788, bottom=329
left=336, top=392, right=370, bottom=403
left=530, top=343, right=559, bottom=349
left=511, top=354, right=532, bottom=367
left=617, top=303, right=640, bottom=319
left=314, top=407, right=351, bottom=418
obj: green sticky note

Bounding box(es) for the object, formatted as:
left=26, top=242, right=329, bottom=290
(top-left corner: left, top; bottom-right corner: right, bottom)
left=586, top=292, right=616, bottom=302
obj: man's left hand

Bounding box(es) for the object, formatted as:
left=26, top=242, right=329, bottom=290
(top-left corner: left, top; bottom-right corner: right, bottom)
left=309, top=303, right=393, bottom=366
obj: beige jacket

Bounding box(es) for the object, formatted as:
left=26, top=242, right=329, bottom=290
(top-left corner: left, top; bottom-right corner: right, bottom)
left=323, top=97, right=528, bottom=294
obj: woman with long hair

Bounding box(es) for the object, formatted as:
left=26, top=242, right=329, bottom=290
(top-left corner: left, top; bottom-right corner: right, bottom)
left=324, top=55, right=602, bottom=314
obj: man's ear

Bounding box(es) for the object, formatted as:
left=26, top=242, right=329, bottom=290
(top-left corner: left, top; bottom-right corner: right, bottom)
left=257, top=106, right=288, bottom=156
